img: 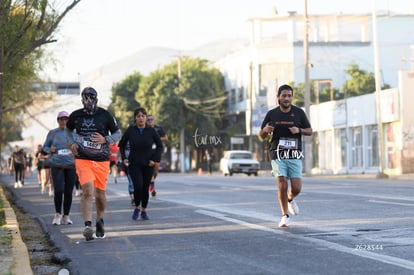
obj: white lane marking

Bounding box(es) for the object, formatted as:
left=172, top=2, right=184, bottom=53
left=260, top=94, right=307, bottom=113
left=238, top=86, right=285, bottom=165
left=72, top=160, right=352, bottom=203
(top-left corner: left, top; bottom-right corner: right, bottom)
left=197, top=209, right=414, bottom=271
left=369, top=199, right=414, bottom=207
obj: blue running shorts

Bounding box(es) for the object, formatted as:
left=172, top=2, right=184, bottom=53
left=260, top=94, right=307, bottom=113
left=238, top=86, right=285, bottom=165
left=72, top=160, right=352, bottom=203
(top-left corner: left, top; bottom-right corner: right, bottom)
left=271, top=159, right=303, bottom=178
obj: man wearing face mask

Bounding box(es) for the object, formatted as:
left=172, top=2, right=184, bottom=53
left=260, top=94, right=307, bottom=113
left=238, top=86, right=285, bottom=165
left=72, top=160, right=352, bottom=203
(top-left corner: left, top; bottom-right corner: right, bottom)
left=65, top=87, right=121, bottom=241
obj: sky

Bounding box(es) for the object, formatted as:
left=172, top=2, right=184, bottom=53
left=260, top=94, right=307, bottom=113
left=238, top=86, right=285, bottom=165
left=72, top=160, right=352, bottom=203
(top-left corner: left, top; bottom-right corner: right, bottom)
left=42, top=0, right=414, bottom=82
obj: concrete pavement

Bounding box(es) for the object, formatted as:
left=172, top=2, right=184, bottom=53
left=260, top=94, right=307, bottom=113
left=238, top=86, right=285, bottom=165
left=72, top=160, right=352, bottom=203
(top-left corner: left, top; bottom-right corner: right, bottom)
left=0, top=186, right=33, bottom=275
left=1, top=170, right=413, bottom=274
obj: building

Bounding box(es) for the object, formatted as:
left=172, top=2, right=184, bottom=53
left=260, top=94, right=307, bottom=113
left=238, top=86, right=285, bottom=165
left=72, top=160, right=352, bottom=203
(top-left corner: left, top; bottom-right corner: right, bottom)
left=215, top=11, right=414, bottom=175
left=310, top=71, right=414, bottom=175
left=21, top=82, right=80, bottom=152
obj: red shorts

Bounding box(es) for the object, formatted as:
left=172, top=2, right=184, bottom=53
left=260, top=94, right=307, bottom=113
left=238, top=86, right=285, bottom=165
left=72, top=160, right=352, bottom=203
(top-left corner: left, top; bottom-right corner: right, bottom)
left=75, top=159, right=110, bottom=191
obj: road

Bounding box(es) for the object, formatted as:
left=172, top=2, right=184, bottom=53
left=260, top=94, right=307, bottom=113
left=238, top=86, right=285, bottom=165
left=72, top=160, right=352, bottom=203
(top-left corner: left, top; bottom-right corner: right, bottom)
left=3, top=171, right=414, bottom=275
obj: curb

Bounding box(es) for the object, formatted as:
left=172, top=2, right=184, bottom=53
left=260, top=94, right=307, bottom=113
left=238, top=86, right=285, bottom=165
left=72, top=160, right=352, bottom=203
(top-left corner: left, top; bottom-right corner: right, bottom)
left=0, top=186, right=33, bottom=275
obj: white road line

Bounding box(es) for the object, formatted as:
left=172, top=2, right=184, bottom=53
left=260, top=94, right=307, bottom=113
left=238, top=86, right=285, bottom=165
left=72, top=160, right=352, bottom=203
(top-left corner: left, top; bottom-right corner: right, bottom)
left=197, top=209, right=414, bottom=271
left=369, top=199, right=414, bottom=207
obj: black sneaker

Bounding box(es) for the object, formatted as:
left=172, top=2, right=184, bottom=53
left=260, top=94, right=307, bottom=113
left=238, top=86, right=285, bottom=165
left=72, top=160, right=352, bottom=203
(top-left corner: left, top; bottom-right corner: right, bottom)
left=94, top=219, right=106, bottom=239
left=83, top=226, right=94, bottom=241
left=141, top=211, right=149, bottom=220
left=132, top=208, right=140, bottom=220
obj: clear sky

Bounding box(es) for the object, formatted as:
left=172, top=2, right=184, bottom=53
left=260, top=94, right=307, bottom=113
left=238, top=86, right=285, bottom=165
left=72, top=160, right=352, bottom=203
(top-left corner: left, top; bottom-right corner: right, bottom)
left=42, top=0, right=414, bottom=81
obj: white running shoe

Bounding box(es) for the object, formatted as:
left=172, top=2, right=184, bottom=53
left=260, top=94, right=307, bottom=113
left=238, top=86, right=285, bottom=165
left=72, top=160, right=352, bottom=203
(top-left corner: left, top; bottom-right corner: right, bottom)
left=288, top=200, right=299, bottom=216
left=278, top=215, right=290, bottom=228
left=62, top=215, right=73, bottom=225
left=14, top=182, right=18, bottom=188
left=52, top=213, right=61, bottom=225
left=17, top=181, right=22, bottom=188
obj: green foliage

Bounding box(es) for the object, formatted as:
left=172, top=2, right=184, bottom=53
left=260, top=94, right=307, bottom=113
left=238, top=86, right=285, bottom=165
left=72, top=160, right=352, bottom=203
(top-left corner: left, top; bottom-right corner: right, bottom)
left=135, top=56, right=226, bottom=148
left=341, top=62, right=390, bottom=98
left=108, top=72, right=142, bottom=132
left=0, top=0, right=82, bottom=148
left=290, top=62, right=391, bottom=106
left=341, top=62, right=376, bottom=97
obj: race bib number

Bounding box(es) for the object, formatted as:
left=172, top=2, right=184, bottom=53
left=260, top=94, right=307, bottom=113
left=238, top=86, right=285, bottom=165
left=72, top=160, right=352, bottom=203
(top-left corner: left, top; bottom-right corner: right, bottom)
left=278, top=138, right=298, bottom=149
left=83, top=140, right=102, bottom=150
left=57, top=149, right=72, bottom=156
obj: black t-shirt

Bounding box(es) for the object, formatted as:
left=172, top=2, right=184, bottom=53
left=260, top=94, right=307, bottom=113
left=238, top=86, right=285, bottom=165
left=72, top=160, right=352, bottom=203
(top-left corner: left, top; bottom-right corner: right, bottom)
left=66, top=107, right=120, bottom=161
left=154, top=125, right=166, bottom=138
left=261, top=105, right=311, bottom=159
left=12, top=150, right=26, bottom=164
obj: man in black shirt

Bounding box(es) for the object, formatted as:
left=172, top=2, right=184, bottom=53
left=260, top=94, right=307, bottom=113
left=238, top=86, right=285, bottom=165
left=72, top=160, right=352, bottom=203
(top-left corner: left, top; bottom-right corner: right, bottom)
left=65, top=87, right=121, bottom=240
left=10, top=145, right=26, bottom=188
left=259, top=84, right=313, bottom=228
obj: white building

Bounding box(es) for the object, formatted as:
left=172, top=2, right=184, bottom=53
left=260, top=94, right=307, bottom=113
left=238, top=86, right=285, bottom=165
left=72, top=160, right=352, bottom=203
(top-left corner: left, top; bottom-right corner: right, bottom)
left=215, top=11, right=414, bottom=175
left=310, top=71, right=414, bottom=175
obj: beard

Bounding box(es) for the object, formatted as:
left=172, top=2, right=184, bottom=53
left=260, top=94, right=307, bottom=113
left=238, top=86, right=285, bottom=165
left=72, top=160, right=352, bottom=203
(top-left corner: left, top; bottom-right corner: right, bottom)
left=279, top=101, right=291, bottom=110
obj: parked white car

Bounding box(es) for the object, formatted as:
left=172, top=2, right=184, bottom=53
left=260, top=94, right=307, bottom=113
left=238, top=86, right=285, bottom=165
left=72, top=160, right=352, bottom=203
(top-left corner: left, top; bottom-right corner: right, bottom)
left=219, top=150, right=260, bottom=176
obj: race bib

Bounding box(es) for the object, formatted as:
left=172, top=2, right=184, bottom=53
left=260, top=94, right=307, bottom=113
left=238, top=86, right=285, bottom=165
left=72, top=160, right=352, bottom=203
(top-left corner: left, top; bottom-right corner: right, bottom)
left=57, top=149, right=72, bottom=156
left=83, top=140, right=102, bottom=150
left=278, top=138, right=298, bottom=149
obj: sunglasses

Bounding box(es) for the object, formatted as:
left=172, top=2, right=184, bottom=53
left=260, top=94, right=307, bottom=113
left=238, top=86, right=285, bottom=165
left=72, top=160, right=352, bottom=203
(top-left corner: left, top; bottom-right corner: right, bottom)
left=83, top=94, right=97, bottom=100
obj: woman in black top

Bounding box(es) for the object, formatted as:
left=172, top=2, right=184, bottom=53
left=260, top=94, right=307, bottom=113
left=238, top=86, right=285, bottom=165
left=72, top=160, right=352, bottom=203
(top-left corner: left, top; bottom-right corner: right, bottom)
left=119, top=107, right=163, bottom=220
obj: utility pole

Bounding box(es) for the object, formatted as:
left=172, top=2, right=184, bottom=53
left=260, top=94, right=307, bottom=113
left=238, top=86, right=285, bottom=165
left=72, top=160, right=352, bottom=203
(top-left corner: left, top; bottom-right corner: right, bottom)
left=371, top=0, right=388, bottom=178
left=177, top=56, right=186, bottom=173
left=249, top=62, right=253, bottom=152
left=303, top=0, right=312, bottom=175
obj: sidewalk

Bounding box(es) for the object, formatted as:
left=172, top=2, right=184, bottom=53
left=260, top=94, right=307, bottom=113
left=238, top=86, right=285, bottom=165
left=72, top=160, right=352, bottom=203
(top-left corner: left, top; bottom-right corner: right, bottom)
left=0, top=185, right=33, bottom=275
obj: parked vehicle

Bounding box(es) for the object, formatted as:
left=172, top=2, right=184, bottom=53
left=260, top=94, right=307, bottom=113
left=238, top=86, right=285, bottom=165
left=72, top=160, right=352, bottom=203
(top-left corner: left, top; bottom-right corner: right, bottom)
left=219, top=150, right=259, bottom=176
left=158, top=157, right=171, bottom=172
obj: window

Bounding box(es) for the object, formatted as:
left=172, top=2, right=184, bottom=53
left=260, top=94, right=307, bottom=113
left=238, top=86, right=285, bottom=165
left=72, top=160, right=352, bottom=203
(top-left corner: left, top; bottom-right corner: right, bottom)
left=366, top=125, right=379, bottom=167
left=335, top=128, right=347, bottom=169
left=351, top=126, right=363, bottom=168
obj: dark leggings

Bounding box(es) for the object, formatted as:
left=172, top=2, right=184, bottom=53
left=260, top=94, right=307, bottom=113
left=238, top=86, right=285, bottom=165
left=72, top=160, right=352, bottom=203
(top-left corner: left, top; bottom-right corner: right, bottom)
left=14, top=162, right=25, bottom=182
left=51, top=167, right=77, bottom=215
left=129, top=164, right=154, bottom=209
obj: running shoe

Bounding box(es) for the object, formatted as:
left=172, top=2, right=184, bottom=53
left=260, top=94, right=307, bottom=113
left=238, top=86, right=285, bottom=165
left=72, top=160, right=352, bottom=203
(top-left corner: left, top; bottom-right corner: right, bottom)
left=141, top=211, right=149, bottom=220
left=132, top=208, right=140, bottom=220
left=94, top=219, right=106, bottom=239
left=278, top=215, right=290, bottom=228
left=52, top=213, right=61, bottom=225
left=288, top=200, right=299, bottom=216
left=62, top=215, right=73, bottom=225
left=83, top=226, right=94, bottom=241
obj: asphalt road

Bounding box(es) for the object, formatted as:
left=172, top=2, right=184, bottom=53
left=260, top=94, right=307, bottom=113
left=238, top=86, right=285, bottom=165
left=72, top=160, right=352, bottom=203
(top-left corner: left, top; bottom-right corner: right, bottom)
left=3, top=171, right=414, bottom=275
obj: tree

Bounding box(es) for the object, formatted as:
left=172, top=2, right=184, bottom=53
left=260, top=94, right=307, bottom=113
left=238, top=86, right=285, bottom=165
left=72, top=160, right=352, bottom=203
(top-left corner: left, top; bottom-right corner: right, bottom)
left=290, top=62, right=391, bottom=106
left=341, top=62, right=390, bottom=98
left=136, top=57, right=226, bottom=149
left=135, top=57, right=226, bottom=171
left=0, top=0, right=82, bottom=150
left=108, top=72, right=142, bottom=132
